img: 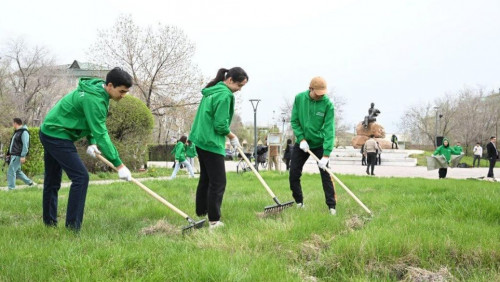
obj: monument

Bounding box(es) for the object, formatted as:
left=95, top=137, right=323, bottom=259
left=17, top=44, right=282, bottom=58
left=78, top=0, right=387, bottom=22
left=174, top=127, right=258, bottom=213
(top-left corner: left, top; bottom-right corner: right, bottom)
left=352, top=102, right=392, bottom=149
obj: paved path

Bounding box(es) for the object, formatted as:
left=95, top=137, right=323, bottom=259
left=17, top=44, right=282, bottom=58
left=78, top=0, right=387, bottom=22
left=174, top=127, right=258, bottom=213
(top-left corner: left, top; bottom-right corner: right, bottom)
left=2, top=160, right=496, bottom=191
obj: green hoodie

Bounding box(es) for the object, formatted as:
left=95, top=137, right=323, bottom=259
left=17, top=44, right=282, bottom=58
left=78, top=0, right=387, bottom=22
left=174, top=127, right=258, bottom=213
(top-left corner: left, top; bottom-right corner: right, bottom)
left=186, top=142, right=197, bottom=158
left=433, top=138, right=461, bottom=162
left=189, top=82, right=234, bottom=156
left=291, top=90, right=335, bottom=156
left=41, top=78, right=122, bottom=167
left=174, top=142, right=187, bottom=162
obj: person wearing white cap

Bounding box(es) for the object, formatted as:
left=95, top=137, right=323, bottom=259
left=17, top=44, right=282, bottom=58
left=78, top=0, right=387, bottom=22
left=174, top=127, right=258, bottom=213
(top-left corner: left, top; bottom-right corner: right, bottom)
left=289, top=77, right=337, bottom=215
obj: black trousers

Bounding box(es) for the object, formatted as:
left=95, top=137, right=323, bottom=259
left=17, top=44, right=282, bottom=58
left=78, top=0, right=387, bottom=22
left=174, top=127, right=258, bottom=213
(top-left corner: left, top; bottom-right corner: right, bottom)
left=40, top=132, right=89, bottom=230
left=488, top=158, right=496, bottom=178
left=366, top=152, right=377, bottom=175
left=438, top=168, right=448, bottom=179
left=392, top=142, right=398, bottom=149
left=289, top=144, right=336, bottom=209
left=361, top=155, right=366, bottom=166
left=472, top=155, right=481, bottom=167
left=284, top=158, right=291, bottom=171
left=195, top=147, right=226, bottom=221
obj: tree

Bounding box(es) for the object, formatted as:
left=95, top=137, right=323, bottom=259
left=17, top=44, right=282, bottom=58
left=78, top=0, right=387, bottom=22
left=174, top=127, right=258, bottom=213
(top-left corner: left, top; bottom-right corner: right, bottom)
left=2, top=38, right=58, bottom=124
left=88, top=15, right=204, bottom=143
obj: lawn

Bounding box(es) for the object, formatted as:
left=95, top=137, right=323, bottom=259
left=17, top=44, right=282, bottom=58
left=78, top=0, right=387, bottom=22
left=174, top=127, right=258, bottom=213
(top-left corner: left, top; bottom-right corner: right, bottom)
left=1, top=171, right=499, bottom=281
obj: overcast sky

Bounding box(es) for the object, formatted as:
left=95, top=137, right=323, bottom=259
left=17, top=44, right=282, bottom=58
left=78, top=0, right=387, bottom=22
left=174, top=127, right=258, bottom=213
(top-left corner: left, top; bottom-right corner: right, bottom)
left=2, top=0, right=499, bottom=134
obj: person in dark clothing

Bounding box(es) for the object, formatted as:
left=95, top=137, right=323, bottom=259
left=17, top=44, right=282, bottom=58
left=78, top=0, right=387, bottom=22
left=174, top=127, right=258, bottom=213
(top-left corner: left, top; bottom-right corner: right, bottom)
left=391, top=134, right=398, bottom=149
left=363, top=135, right=380, bottom=175
left=283, top=139, right=293, bottom=171
left=433, top=137, right=461, bottom=179
left=360, top=144, right=366, bottom=166
left=486, top=136, right=498, bottom=178
left=6, top=118, right=34, bottom=190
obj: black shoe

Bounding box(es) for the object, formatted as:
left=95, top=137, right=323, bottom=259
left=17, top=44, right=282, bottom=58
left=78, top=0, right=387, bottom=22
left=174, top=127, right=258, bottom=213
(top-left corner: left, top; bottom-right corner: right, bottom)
left=366, top=170, right=369, bottom=175
left=371, top=173, right=375, bottom=176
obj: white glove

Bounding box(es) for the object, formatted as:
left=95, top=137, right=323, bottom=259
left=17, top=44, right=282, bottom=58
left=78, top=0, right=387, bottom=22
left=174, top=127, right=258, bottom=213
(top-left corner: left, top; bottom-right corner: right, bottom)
left=86, top=145, right=101, bottom=158
left=299, top=140, right=309, bottom=152
left=230, top=136, right=240, bottom=149
left=318, top=157, right=329, bottom=170
left=118, top=166, right=132, bottom=181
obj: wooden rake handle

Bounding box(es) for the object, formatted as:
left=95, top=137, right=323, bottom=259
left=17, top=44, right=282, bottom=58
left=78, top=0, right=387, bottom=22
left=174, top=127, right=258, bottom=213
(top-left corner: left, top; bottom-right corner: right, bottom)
left=307, top=150, right=372, bottom=215
left=235, top=146, right=277, bottom=199
left=95, top=154, right=190, bottom=219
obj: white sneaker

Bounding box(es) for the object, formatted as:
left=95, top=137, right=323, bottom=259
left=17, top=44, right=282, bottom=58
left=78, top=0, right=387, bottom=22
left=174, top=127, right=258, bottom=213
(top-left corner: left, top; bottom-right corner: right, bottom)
left=329, top=208, right=337, bottom=215
left=297, top=203, right=305, bottom=209
left=209, top=221, right=224, bottom=229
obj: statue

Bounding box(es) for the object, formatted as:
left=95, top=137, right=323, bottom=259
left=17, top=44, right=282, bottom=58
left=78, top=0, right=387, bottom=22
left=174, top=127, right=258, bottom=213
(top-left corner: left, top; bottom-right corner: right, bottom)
left=362, top=102, right=381, bottom=129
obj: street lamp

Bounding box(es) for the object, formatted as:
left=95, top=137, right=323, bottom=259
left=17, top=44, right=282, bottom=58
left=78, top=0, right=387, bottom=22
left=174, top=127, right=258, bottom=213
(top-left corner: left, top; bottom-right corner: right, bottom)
left=434, top=106, right=439, bottom=148
left=249, top=99, right=261, bottom=170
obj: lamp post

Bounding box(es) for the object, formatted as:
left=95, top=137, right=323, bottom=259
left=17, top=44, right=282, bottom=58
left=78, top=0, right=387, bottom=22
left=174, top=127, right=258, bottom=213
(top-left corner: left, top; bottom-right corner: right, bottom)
left=434, top=106, right=440, bottom=148
left=249, top=99, right=261, bottom=170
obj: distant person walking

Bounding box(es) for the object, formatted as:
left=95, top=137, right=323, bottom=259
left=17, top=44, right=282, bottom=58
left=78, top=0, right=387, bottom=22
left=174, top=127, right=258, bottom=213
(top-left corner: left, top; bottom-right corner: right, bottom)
left=391, top=134, right=398, bottom=149
left=6, top=118, right=34, bottom=190
left=433, top=137, right=461, bottom=179
left=189, top=67, right=248, bottom=229
left=472, top=142, right=482, bottom=168
left=376, top=141, right=382, bottom=165
left=283, top=139, right=293, bottom=171
left=360, top=144, right=366, bottom=166
left=268, top=144, right=279, bottom=171
left=486, top=136, right=498, bottom=178
left=170, top=136, right=195, bottom=179
left=363, top=135, right=380, bottom=176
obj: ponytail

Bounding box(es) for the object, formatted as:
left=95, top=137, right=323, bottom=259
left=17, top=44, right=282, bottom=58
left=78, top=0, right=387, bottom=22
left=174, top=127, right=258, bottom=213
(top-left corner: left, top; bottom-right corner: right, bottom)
left=205, top=67, right=248, bottom=88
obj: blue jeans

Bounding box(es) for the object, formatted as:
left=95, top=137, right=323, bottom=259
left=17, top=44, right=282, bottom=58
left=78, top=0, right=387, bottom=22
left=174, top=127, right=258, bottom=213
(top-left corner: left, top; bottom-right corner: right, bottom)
left=39, top=132, right=89, bottom=230
left=171, top=160, right=194, bottom=178
left=7, top=156, right=33, bottom=189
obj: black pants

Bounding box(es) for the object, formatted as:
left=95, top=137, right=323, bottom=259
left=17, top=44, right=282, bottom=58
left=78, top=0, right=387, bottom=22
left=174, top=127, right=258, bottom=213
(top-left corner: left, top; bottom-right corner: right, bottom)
left=377, top=154, right=381, bottom=165
left=289, top=144, right=336, bottom=209
left=361, top=155, right=366, bottom=166
left=488, top=158, right=496, bottom=178
left=438, top=168, right=448, bottom=179
left=40, top=132, right=89, bottom=230
left=392, top=142, right=398, bottom=149
left=195, top=147, right=226, bottom=221
left=284, top=158, right=291, bottom=171
left=366, top=152, right=377, bottom=175
left=473, top=155, right=481, bottom=167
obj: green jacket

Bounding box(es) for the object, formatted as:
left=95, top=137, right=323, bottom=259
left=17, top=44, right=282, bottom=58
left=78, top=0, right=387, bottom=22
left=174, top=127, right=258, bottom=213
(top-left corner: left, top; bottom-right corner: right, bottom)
left=186, top=143, right=197, bottom=158
left=41, top=78, right=122, bottom=167
left=189, top=82, right=234, bottom=156
left=174, top=142, right=187, bottom=162
left=433, top=138, right=461, bottom=163
left=291, top=90, right=335, bottom=156
left=454, top=145, right=463, bottom=154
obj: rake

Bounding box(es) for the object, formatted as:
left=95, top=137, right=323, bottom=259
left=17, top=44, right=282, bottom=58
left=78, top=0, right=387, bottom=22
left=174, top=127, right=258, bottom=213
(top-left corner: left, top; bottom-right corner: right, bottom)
left=96, top=154, right=205, bottom=233
left=307, top=149, right=372, bottom=215
left=235, top=146, right=294, bottom=213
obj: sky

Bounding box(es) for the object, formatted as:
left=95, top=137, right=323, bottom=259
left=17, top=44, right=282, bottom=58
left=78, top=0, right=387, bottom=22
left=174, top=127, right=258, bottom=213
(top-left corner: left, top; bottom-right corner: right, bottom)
left=1, top=0, right=500, bottom=134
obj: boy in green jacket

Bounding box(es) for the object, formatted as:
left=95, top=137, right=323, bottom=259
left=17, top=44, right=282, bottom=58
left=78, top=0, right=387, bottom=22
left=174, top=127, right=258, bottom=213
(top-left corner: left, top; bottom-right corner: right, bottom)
left=40, top=67, right=133, bottom=231
left=289, top=77, right=337, bottom=215
left=189, top=67, right=248, bottom=229
left=170, top=135, right=195, bottom=179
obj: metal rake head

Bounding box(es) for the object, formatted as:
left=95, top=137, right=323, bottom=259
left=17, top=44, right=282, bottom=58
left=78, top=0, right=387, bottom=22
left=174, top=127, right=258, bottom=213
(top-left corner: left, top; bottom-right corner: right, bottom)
left=182, top=218, right=206, bottom=234
left=264, top=201, right=295, bottom=213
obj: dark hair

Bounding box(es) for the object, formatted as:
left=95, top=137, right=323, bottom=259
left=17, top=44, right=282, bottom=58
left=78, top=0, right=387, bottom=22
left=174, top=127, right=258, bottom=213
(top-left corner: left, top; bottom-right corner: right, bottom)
left=370, top=134, right=375, bottom=138
left=205, top=67, right=248, bottom=88
left=106, top=67, right=133, bottom=88
left=491, top=136, right=497, bottom=140
left=187, top=140, right=192, bottom=145
left=476, top=142, right=480, bottom=145
left=287, top=139, right=292, bottom=145
left=179, top=135, right=187, bottom=143
left=13, top=118, right=22, bottom=125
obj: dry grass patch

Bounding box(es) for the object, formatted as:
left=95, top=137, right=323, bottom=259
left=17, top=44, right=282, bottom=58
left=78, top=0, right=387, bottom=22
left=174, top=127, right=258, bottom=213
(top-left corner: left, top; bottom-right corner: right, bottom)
left=139, top=220, right=180, bottom=236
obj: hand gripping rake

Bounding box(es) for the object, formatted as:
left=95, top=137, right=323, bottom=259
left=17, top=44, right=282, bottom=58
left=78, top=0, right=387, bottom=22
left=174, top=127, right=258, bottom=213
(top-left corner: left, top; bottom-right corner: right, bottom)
left=96, top=154, right=205, bottom=233
left=307, top=150, right=372, bottom=215
left=235, top=146, right=294, bottom=213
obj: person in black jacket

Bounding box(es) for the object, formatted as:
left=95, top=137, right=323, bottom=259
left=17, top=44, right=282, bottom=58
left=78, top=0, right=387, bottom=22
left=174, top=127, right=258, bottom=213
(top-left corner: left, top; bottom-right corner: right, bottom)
left=283, top=139, right=293, bottom=171
left=6, top=118, right=34, bottom=190
left=486, top=136, right=498, bottom=178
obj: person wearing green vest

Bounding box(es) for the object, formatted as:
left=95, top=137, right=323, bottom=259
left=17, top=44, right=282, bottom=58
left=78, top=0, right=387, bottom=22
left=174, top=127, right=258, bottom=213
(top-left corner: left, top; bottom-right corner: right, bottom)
left=39, top=67, right=133, bottom=231
left=433, top=137, right=461, bottom=179
left=185, top=140, right=198, bottom=173
left=189, top=67, right=248, bottom=229
left=289, top=76, right=337, bottom=215
left=170, top=135, right=195, bottom=179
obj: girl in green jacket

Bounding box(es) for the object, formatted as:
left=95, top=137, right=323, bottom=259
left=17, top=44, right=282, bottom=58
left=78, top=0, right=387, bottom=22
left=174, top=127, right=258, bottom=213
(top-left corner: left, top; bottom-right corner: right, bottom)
left=433, top=137, right=461, bottom=179
left=170, top=135, right=195, bottom=179
left=189, top=67, right=248, bottom=229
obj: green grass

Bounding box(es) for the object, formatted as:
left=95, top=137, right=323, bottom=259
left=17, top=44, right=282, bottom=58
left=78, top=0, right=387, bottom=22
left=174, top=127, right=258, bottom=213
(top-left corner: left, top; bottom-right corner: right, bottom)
left=411, top=151, right=500, bottom=168
left=1, top=172, right=500, bottom=281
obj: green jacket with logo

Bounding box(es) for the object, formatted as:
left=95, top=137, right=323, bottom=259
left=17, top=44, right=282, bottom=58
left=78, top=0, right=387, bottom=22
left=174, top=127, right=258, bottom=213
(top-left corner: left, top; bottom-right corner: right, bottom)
left=189, top=82, right=234, bottom=156
left=41, top=78, right=122, bottom=167
left=174, top=142, right=187, bottom=162
left=433, top=138, right=461, bottom=163
left=186, top=143, right=197, bottom=158
left=291, top=90, right=335, bottom=156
